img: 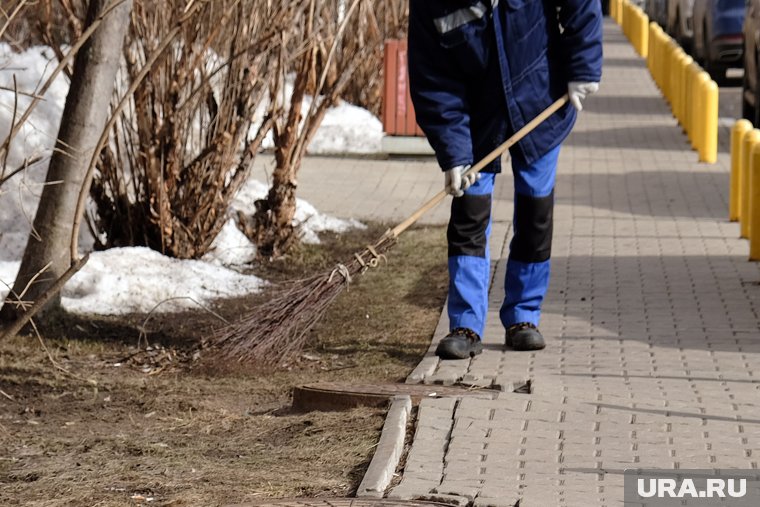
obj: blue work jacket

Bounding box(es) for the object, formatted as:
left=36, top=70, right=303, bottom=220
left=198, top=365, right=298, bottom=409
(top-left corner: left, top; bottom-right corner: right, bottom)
left=408, top=0, right=603, bottom=171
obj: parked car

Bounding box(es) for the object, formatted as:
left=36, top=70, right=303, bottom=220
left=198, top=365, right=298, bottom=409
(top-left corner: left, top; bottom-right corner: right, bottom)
left=743, top=0, right=760, bottom=124
left=692, top=0, right=745, bottom=82
left=667, top=0, right=697, bottom=50
left=645, top=0, right=669, bottom=28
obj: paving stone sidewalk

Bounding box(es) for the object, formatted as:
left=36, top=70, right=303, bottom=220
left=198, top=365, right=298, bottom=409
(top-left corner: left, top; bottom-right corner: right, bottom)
left=254, top=18, right=760, bottom=507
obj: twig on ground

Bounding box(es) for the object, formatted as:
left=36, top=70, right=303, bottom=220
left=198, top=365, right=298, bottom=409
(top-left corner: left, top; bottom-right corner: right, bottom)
left=137, top=296, right=229, bottom=348
left=0, top=389, right=14, bottom=402
left=29, top=319, right=97, bottom=386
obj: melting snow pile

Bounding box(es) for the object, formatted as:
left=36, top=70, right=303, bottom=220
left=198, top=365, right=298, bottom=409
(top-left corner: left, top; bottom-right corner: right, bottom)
left=62, top=248, right=265, bottom=315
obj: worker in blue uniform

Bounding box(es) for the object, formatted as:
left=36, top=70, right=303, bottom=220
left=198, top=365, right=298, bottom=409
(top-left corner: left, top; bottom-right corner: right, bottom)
left=408, top=0, right=603, bottom=359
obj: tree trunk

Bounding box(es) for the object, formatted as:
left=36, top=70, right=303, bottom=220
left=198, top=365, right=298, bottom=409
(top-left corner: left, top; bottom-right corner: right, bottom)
left=0, top=0, right=133, bottom=322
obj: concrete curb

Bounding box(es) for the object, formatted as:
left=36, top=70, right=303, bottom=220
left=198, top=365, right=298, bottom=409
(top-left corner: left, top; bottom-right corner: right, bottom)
left=355, top=395, right=412, bottom=499
left=406, top=298, right=448, bottom=384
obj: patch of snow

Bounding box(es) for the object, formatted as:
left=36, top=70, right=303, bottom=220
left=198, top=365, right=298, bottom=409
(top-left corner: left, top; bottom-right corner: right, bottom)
left=202, top=219, right=257, bottom=267
left=309, top=99, right=383, bottom=155
left=232, top=179, right=364, bottom=245
left=0, top=260, right=20, bottom=302
left=0, top=44, right=69, bottom=169
left=253, top=80, right=382, bottom=155
left=0, top=44, right=70, bottom=262
left=0, top=251, right=264, bottom=316
left=63, top=247, right=265, bottom=315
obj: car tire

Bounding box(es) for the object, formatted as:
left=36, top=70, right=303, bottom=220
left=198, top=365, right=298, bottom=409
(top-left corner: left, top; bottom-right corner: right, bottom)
left=674, top=11, right=689, bottom=49
left=742, top=67, right=754, bottom=123
left=674, top=11, right=681, bottom=40
left=754, top=66, right=760, bottom=127
left=704, top=39, right=726, bottom=85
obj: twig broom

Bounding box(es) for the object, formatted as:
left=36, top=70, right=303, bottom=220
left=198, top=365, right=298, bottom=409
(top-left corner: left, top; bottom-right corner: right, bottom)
left=208, top=95, right=569, bottom=364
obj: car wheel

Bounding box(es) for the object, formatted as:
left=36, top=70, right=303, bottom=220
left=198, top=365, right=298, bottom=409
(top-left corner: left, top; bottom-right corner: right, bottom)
left=743, top=63, right=755, bottom=123
left=674, top=11, right=689, bottom=49
left=754, top=65, right=760, bottom=127
left=704, top=40, right=726, bottom=85
left=674, top=11, right=681, bottom=41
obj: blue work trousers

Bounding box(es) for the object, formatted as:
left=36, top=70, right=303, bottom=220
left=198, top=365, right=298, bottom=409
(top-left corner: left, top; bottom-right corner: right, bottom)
left=447, top=146, right=560, bottom=338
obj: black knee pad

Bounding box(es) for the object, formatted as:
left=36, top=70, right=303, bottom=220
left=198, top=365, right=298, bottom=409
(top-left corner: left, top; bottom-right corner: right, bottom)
left=448, top=193, right=492, bottom=258
left=510, top=190, right=554, bottom=263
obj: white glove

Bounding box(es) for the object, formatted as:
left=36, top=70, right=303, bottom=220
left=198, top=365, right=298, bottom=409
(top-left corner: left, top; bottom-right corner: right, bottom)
left=568, top=81, right=599, bottom=111
left=444, top=165, right=478, bottom=197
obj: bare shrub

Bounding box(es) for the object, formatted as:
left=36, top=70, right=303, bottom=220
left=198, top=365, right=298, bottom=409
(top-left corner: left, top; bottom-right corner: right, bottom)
left=87, top=0, right=289, bottom=259
left=243, top=0, right=380, bottom=258
left=339, top=0, right=408, bottom=117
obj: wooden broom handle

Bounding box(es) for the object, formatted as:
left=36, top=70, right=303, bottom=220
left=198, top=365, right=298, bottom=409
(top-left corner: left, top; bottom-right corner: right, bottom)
left=389, top=94, right=569, bottom=238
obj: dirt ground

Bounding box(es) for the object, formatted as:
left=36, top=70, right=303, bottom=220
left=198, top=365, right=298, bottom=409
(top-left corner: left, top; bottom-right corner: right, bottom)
left=0, top=224, right=448, bottom=506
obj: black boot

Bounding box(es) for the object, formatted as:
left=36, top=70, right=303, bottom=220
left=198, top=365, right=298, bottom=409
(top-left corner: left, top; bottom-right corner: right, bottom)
left=505, top=322, right=545, bottom=351
left=435, top=327, right=483, bottom=360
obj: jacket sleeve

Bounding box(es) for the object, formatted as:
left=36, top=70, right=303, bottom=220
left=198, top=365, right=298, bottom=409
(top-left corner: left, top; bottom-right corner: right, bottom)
left=408, top=1, right=473, bottom=171
left=555, top=0, right=604, bottom=83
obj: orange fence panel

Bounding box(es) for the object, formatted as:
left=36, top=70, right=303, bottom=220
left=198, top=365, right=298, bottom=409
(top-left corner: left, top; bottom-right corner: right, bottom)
left=383, top=39, right=424, bottom=137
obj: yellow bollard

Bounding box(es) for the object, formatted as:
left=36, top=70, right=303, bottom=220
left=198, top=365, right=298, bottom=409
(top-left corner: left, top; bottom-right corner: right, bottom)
left=741, top=129, right=760, bottom=238
left=622, top=1, right=627, bottom=33
left=658, top=31, right=668, bottom=92
left=620, top=0, right=625, bottom=26
left=679, top=55, right=693, bottom=130
left=665, top=42, right=674, bottom=104
left=633, top=9, right=639, bottom=52
left=685, top=63, right=698, bottom=146
left=699, top=77, right=719, bottom=164
left=669, top=43, right=681, bottom=110
left=634, top=9, right=640, bottom=52
left=617, top=0, right=623, bottom=25
left=649, top=26, right=657, bottom=85
left=691, top=63, right=702, bottom=147
left=693, top=72, right=709, bottom=154
left=647, top=22, right=654, bottom=73
left=751, top=144, right=760, bottom=260
left=732, top=120, right=754, bottom=222
left=629, top=6, right=635, bottom=46
left=672, top=50, right=687, bottom=124
left=640, top=11, right=649, bottom=58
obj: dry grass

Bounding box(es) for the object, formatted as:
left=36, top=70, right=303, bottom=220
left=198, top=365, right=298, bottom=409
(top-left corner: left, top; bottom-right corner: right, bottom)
left=0, top=224, right=448, bottom=506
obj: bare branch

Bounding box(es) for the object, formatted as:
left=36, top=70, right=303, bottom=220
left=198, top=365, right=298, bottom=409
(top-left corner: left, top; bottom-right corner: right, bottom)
left=0, top=0, right=30, bottom=41
left=0, top=156, right=41, bottom=189
left=0, top=254, right=89, bottom=343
